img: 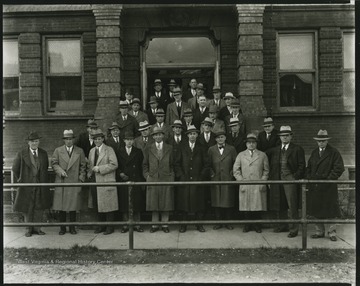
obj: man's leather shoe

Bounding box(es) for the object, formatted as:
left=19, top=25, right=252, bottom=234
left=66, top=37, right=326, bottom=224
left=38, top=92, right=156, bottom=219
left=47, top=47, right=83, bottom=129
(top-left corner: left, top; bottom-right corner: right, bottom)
left=179, top=225, right=187, bottom=233
left=273, top=226, right=289, bottom=233
left=197, top=225, right=205, bottom=232
left=25, top=231, right=32, bottom=237
left=94, top=227, right=106, bottom=234
left=225, top=224, right=234, bottom=230
left=150, top=226, right=159, bottom=233
left=32, top=230, right=45, bottom=235
left=287, top=231, right=298, bottom=238
left=310, top=233, right=325, bottom=239
left=329, top=236, right=337, bottom=241
left=59, top=230, right=66, bottom=235
left=243, top=225, right=251, bottom=233
left=134, top=226, right=144, bottom=232
left=103, top=227, right=114, bottom=235
left=162, top=227, right=170, bottom=233
left=213, top=225, right=223, bottom=230
left=121, top=226, right=129, bottom=233
left=254, top=226, right=262, bottom=233
left=69, top=228, right=77, bottom=235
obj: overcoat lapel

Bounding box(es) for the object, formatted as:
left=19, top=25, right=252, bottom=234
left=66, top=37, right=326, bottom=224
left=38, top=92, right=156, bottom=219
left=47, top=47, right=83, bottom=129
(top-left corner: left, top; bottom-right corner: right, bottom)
left=150, top=144, right=162, bottom=160
left=23, top=150, right=33, bottom=169
left=29, top=150, right=37, bottom=169
left=316, top=147, right=330, bottom=166
left=96, top=146, right=106, bottom=166
left=67, top=148, right=80, bottom=171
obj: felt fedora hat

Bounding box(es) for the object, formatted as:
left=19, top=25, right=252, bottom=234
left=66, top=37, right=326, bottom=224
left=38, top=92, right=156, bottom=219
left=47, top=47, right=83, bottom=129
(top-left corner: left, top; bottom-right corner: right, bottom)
left=168, top=79, right=176, bottom=86
left=138, top=120, right=151, bottom=131
left=262, top=117, right=274, bottom=127
left=183, top=108, right=193, bottom=116
left=154, top=79, right=162, bottom=85
left=86, top=119, right=98, bottom=128
left=108, top=122, right=121, bottom=130
left=228, top=117, right=240, bottom=127
left=201, top=117, right=214, bottom=127
left=244, top=133, right=257, bottom=142
left=214, top=129, right=226, bottom=138
left=223, top=92, right=235, bottom=99
left=148, top=96, right=158, bottom=104
left=172, top=86, right=182, bottom=95
left=185, top=125, right=200, bottom=134
left=119, top=100, right=129, bottom=108
left=155, top=109, right=165, bottom=116
left=313, top=129, right=332, bottom=140
left=208, top=105, right=219, bottom=113
left=124, top=131, right=135, bottom=139
left=171, top=120, right=183, bottom=128
left=91, top=128, right=105, bottom=139
left=212, top=86, right=221, bottom=92
left=130, top=98, right=141, bottom=105
left=278, top=126, right=293, bottom=136
left=196, top=83, right=205, bottom=90
left=63, top=129, right=75, bottom=139
left=26, top=131, right=41, bottom=141
left=151, top=126, right=165, bottom=136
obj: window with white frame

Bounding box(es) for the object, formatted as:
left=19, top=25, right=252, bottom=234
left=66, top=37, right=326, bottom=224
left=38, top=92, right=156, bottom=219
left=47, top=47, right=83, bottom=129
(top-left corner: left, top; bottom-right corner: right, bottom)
left=343, top=31, right=355, bottom=105
left=3, top=39, right=19, bottom=113
left=45, top=38, right=82, bottom=112
left=278, top=33, right=316, bottom=109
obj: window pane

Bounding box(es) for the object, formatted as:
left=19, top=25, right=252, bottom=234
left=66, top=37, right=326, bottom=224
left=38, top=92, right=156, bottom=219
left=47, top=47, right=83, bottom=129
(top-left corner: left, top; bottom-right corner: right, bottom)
left=3, top=77, right=19, bottom=111
left=3, top=40, right=19, bottom=76
left=280, top=73, right=313, bottom=107
left=48, top=39, right=81, bottom=74
left=343, top=33, right=355, bottom=69
left=146, top=37, right=216, bottom=64
left=279, top=34, right=313, bottom=70
left=49, top=77, right=82, bottom=109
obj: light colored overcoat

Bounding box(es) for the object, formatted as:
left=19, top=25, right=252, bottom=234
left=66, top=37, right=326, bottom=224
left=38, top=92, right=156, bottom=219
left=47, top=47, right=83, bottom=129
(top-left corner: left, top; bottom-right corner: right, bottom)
left=233, top=149, right=269, bottom=211
left=87, top=144, right=119, bottom=212
left=51, top=145, right=86, bottom=211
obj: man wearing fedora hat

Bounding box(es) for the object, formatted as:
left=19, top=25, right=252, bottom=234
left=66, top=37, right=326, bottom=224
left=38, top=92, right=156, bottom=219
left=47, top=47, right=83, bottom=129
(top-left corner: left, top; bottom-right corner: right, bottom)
left=165, top=86, right=190, bottom=126
left=206, top=130, right=238, bottom=230
left=146, top=96, right=159, bottom=125
left=143, top=126, right=175, bottom=233
left=174, top=125, right=207, bottom=233
left=226, top=117, right=246, bottom=154
left=167, top=79, right=177, bottom=103
left=12, top=131, right=52, bottom=237
left=225, top=99, right=246, bottom=136
left=233, top=133, right=269, bottom=233
left=117, top=131, right=146, bottom=233
left=193, top=94, right=210, bottom=130
left=198, top=117, right=217, bottom=150
left=128, top=98, right=149, bottom=123
left=208, top=86, right=226, bottom=110
left=183, top=78, right=197, bottom=102
left=151, top=78, right=169, bottom=110
left=106, top=122, right=124, bottom=155
left=134, top=120, right=154, bottom=152
left=257, top=117, right=281, bottom=152
left=218, top=92, right=234, bottom=121
left=87, top=128, right=119, bottom=235
left=123, top=88, right=134, bottom=107
left=187, top=83, right=208, bottom=111
left=151, top=108, right=172, bottom=142
left=267, top=125, right=305, bottom=238
left=51, top=130, right=87, bottom=235
left=115, top=100, right=140, bottom=140
left=168, top=120, right=186, bottom=155
left=207, top=105, right=225, bottom=134
left=306, top=129, right=345, bottom=242
left=74, top=118, right=98, bottom=159
left=181, top=108, right=195, bottom=130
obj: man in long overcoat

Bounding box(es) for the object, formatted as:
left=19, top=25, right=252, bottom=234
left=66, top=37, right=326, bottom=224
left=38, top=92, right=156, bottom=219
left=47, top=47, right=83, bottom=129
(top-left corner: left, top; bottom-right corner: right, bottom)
left=12, top=131, right=52, bottom=237
left=233, top=133, right=269, bottom=233
left=133, top=120, right=154, bottom=152
left=206, top=130, right=237, bottom=230
left=143, top=126, right=175, bottom=233
left=87, top=128, right=119, bottom=235
left=306, top=129, right=345, bottom=241
left=115, top=100, right=139, bottom=140
left=266, top=126, right=305, bottom=238
left=257, top=117, right=281, bottom=152
left=226, top=117, right=246, bottom=154
left=165, top=86, right=189, bottom=126
left=174, top=125, right=207, bottom=233
left=218, top=92, right=234, bottom=121
left=117, top=131, right=146, bottom=233
left=51, top=129, right=86, bottom=235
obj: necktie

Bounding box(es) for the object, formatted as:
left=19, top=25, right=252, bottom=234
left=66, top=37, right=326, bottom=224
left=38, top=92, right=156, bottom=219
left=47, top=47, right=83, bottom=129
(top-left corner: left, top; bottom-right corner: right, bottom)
left=205, top=133, right=209, bottom=143
left=232, top=132, right=236, bottom=138
left=282, top=145, right=286, bottom=154
left=215, top=100, right=219, bottom=107
left=152, top=109, right=156, bottom=115
left=319, top=148, right=324, bottom=157
left=94, top=147, right=99, bottom=165
left=32, top=150, right=39, bottom=169
left=134, top=112, right=137, bottom=117
left=201, top=108, right=204, bottom=114
left=123, top=116, right=127, bottom=121
left=126, top=147, right=131, bottom=155
left=143, top=137, right=148, bottom=142
left=67, top=147, right=71, bottom=157
left=266, top=133, right=270, bottom=141
left=192, top=89, right=196, bottom=96
left=157, top=92, right=160, bottom=98
left=190, top=143, right=194, bottom=151
left=176, top=136, right=180, bottom=144
left=114, top=137, right=118, bottom=143
left=250, top=150, right=254, bottom=157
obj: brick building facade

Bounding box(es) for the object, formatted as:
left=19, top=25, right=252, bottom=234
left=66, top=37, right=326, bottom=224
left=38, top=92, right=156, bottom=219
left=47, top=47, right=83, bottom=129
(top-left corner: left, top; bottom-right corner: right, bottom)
left=3, top=4, right=355, bottom=170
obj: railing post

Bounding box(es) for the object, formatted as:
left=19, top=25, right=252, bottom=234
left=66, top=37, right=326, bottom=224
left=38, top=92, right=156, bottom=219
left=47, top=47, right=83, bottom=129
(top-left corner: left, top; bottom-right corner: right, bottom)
left=301, top=182, right=307, bottom=250
left=128, top=183, right=134, bottom=250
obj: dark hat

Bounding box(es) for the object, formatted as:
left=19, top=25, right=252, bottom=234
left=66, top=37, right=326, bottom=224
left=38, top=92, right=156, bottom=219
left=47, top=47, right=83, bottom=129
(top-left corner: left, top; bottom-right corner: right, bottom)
left=130, top=98, right=141, bottom=105
left=91, top=128, right=105, bottom=139
left=212, top=86, right=221, bottom=92
left=86, top=119, right=98, bottom=128
left=231, top=99, right=241, bottom=107
left=26, top=131, right=41, bottom=141
left=154, top=79, right=162, bottom=85
left=138, top=120, right=151, bottom=131
left=196, top=83, right=205, bottom=90
left=119, top=100, right=129, bottom=108
left=168, top=79, right=176, bottom=86
left=151, top=126, right=165, bottom=136
left=185, top=125, right=200, bottom=134
left=183, top=108, right=193, bottom=116
left=223, top=92, right=235, bottom=99
left=313, top=129, right=331, bottom=140
left=171, top=120, right=183, bottom=128
left=201, top=117, right=214, bottom=127
left=155, top=109, right=165, bottom=116
left=173, top=86, right=182, bottom=96
left=108, top=122, right=121, bottom=130
left=262, top=117, right=274, bottom=127
left=148, top=96, right=158, bottom=104
left=63, top=129, right=75, bottom=139
left=208, top=105, right=219, bottom=113
left=214, top=130, right=226, bottom=138
left=228, top=117, right=240, bottom=127
left=124, top=131, right=135, bottom=139
left=278, top=126, right=293, bottom=136
left=245, top=133, right=257, bottom=142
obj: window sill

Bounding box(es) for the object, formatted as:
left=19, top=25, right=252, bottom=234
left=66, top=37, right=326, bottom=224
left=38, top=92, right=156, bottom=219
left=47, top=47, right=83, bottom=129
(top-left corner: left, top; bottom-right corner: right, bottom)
left=4, top=115, right=95, bottom=121
left=273, top=111, right=355, bottom=117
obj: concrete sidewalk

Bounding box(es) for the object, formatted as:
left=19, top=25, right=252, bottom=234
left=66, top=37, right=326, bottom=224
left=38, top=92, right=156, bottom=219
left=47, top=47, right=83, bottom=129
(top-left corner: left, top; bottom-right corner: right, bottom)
left=4, top=224, right=355, bottom=250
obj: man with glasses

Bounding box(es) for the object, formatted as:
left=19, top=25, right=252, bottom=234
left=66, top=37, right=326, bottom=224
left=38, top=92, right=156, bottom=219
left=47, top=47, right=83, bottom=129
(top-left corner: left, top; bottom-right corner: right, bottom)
left=267, top=126, right=305, bottom=238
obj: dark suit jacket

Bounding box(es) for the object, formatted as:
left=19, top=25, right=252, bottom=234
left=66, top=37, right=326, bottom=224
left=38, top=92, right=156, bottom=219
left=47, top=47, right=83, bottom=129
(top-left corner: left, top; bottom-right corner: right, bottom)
left=257, top=129, right=281, bottom=152
left=225, top=113, right=246, bottom=135
left=183, top=88, right=197, bottom=103
left=193, top=107, right=209, bottom=130
left=75, top=132, right=96, bottom=158
left=150, top=90, right=169, bottom=111
left=12, top=148, right=51, bottom=213
left=197, top=132, right=217, bottom=151
left=105, top=136, right=125, bottom=157
left=165, top=101, right=190, bottom=126
left=133, top=136, right=154, bottom=153
left=226, top=131, right=247, bottom=154
left=208, top=98, right=226, bottom=110
left=146, top=108, right=158, bottom=125
left=218, top=106, right=231, bottom=121
left=115, top=113, right=140, bottom=139
left=167, top=135, right=187, bottom=155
